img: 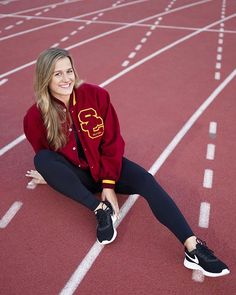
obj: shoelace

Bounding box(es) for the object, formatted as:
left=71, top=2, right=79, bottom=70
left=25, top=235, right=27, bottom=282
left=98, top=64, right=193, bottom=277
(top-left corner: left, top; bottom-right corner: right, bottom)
left=95, top=203, right=112, bottom=227
left=196, top=238, right=216, bottom=260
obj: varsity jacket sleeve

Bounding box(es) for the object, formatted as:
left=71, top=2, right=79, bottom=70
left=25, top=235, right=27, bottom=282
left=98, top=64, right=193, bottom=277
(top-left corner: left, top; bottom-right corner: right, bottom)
left=99, top=89, right=125, bottom=189
left=23, top=104, right=49, bottom=153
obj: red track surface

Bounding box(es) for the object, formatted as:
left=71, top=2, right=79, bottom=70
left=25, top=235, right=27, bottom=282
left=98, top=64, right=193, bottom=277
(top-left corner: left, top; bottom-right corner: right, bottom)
left=0, top=0, right=236, bottom=294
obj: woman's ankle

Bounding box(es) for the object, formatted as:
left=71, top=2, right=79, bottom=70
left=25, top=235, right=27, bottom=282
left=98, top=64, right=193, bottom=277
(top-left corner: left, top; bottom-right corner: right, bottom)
left=184, top=236, right=197, bottom=252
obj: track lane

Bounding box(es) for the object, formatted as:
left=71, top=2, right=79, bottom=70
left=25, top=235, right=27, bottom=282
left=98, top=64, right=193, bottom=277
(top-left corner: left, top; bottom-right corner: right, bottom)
left=0, top=1, right=235, bottom=294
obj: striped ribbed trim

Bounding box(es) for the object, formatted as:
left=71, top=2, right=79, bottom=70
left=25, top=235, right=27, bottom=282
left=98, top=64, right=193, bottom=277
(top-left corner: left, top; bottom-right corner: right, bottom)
left=72, top=91, right=76, bottom=106
left=102, top=179, right=116, bottom=185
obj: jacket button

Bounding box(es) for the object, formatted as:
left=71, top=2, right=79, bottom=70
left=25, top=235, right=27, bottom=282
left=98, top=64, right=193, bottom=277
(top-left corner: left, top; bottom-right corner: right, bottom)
left=69, top=128, right=72, bottom=132
left=72, top=147, right=76, bottom=150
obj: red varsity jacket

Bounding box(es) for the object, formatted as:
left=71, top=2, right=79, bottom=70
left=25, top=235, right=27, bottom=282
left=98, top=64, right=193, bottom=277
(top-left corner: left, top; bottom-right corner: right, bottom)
left=23, top=83, right=125, bottom=188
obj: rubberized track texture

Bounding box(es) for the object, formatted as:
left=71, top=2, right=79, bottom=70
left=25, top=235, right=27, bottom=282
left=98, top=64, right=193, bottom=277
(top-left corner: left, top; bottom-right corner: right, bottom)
left=0, top=0, right=236, bottom=294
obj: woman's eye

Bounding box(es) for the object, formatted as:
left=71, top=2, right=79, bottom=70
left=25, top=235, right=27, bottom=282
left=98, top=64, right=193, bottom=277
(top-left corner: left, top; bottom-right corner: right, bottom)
left=68, top=69, right=73, bottom=74
left=55, top=72, right=61, bottom=76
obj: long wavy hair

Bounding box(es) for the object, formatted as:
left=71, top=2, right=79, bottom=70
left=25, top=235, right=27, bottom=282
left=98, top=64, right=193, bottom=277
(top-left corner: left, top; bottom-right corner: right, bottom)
left=34, top=48, right=82, bottom=150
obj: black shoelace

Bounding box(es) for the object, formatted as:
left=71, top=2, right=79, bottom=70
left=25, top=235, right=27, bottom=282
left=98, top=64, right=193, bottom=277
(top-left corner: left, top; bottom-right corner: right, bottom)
left=95, top=204, right=111, bottom=227
left=196, top=238, right=217, bottom=260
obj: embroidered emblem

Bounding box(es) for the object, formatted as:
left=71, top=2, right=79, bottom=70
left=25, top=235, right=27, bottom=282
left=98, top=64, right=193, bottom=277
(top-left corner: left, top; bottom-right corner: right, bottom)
left=78, top=108, right=104, bottom=139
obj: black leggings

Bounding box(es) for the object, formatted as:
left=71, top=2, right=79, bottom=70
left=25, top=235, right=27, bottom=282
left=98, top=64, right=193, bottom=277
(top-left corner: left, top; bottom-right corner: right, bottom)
left=34, top=150, right=194, bottom=244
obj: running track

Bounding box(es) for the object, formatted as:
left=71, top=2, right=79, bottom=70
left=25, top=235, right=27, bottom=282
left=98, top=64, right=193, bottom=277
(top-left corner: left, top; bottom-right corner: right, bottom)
left=0, top=0, right=235, bottom=294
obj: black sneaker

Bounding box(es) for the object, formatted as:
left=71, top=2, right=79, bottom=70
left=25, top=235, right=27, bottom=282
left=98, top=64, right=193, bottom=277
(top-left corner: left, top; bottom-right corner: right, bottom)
left=184, top=238, right=230, bottom=277
left=95, top=201, right=117, bottom=245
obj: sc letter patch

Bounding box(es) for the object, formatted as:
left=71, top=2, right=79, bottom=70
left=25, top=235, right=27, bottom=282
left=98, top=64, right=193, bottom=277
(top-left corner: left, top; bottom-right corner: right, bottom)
left=78, top=108, right=104, bottom=139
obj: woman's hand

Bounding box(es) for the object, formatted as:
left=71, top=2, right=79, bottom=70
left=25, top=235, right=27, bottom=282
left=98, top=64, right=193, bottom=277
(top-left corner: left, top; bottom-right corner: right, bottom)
left=101, top=188, right=120, bottom=219
left=25, top=169, right=47, bottom=188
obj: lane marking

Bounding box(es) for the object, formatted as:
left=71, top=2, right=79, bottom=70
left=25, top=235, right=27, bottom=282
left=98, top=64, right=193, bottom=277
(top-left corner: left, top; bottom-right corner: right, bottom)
left=206, top=144, right=215, bottom=160
left=203, top=169, right=213, bottom=188
left=215, top=62, right=221, bottom=69
left=209, top=121, right=217, bottom=136
left=0, top=201, right=23, bottom=229
left=215, top=72, right=221, bottom=80
left=0, top=0, right=83, bottom=16
left=0, top=78, right=8, bottom=86
left=59, top=69, right=236, bottom=295
left=0, top=0, right=148, bottom=41
left=198, top=202, right=211, bottom=228
left=121, top=60, right=130, bottom=67
left=135, top=44, right=142, bottom=50
left=121, top=0, right=177, bottom=67
left=0, top=0, right=212, bottom=43
left=192, top=270, right=205, bottom=282
left=0, top=134, right=26, bottom=156
left=1, top=1, right=219, bottom=79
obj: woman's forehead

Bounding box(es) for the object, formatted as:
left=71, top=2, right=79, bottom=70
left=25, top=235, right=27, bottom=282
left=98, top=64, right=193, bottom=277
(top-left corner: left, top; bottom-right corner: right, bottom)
left=54, top=57, right=72, bottom=71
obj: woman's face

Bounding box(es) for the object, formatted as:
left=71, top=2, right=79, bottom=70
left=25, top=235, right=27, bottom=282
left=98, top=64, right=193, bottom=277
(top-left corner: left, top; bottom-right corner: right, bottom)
left=49, top=57, right=75, bottom=104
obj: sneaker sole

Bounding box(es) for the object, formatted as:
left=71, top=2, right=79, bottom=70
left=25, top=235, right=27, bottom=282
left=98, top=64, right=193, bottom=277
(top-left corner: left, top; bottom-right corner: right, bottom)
left=97, top=214, right=117, bottom=245
left=184, top=258, right=230, bottom=277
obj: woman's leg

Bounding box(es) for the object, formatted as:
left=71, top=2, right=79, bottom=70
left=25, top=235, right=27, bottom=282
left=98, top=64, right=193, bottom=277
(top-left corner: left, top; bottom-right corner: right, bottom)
left=34, top=149, right=101, bottom=211
left=116, top=158, right=194, bottom=244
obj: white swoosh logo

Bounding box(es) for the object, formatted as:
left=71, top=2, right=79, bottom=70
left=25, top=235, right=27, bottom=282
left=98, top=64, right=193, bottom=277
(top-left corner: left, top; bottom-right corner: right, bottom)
left=185, top=252, right=199, bottom=264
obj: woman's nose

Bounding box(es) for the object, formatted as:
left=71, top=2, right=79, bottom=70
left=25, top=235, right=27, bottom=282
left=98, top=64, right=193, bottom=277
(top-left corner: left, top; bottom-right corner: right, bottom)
left=62, top=73, right=70, bottom=82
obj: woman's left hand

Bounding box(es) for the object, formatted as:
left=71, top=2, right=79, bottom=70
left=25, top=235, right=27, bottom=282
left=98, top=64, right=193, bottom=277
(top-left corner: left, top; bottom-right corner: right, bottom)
left=101, top=188, right=120, bottom=219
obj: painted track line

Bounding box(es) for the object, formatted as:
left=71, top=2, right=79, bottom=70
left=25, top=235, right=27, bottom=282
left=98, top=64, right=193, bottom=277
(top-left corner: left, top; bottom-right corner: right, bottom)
left=2, top=0, right=145, bottom=17
left=1, top=14, right=236, bottom=156
left=0, top=134, right=25, bottom=156
left=0, top=0, right=148, bottom=41
left=59, top=69, right=236, bottom=295
left=0, top=0, right=212, bottom=72
left=0, top=201, right=23, bottom=229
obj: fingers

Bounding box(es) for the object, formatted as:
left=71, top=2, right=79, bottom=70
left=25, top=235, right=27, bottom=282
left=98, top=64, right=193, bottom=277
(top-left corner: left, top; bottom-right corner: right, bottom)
left=25, top=170, right=39, bottom=178
left=111, top=201, right=120, bottom=219
left=25, top=170, right=47, bottom=185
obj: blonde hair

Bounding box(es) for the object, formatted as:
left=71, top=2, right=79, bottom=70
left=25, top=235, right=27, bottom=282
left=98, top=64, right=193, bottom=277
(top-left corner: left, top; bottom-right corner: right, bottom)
left=34, top=48, right=82, bottom=150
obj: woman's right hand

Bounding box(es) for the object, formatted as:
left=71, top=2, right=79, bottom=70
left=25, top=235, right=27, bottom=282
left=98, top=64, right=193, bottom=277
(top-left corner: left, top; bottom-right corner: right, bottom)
left=26, top=169, right=47, bottom=187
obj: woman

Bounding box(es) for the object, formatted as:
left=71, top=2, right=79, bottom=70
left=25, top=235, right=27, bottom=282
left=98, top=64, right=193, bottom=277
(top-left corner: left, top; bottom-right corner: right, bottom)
left=24, top=47, right=229, bottom=277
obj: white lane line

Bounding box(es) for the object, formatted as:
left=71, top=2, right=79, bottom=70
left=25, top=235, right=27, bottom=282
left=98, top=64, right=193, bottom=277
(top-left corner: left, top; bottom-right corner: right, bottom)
left=140, top=37, right=147, bottom=43
left=0, top=0, right=211, bottom=43
left=198, top=202, right=211, bottom=228
left=61, top=36, right=69, bottom=42
left=135, top=44, right=142, bottom=50
left=128, top=51, right=136, bottom=59
left=70, top=30, right=77, bottom=36
left=215, top=62, right=221, bottom=69
left=0, top=134, right=26, bottom=156
left=59, top=69, right=236, bottom=295
left=1, top=1, right=216, bottom=79
left=192, top=270, right=205, bottom=282
left=1, top=0, right=81, bottom=15
left=215, top=72, right=221, bottom=80
left=203, top=169, right=213, bottom=188
left=0, top=201, right=23, bottom=229
left=216, top=54, right=222, bottom=61
left=16, top=20, right=23, bottom=25
left=121, top=60, right=130, bottom=67
left=206, top=144, right=215, bottom=160
left=0, top=78, right=8, bottom=85
left=209, top=121, right=217, bottom=135
left=5, top=24, right=14, bottom=30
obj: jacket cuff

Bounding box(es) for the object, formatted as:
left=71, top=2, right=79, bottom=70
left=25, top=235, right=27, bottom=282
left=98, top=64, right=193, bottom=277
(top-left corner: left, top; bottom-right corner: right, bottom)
left=102, top=179, right=116, bottom=189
